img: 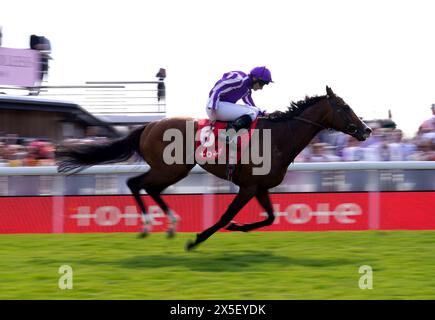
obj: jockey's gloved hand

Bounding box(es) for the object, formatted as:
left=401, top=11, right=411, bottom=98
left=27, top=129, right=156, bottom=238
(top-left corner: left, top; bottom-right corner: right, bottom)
left=258, top=109, right=267, bottom=117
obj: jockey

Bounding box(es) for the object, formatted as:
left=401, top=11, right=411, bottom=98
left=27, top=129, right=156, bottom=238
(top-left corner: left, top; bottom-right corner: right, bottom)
left=206, top=66, right=272, bottom=133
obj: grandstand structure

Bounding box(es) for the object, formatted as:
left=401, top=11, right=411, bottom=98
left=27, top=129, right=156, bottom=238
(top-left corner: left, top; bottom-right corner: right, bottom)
left=0, top=46, right=166, bottom=139
left=0, top=80, right=166, bottom=142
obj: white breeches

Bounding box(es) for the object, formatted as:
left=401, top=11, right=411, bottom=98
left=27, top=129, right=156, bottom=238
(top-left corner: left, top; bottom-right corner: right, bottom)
left=206, top=102, right=260, bottom=122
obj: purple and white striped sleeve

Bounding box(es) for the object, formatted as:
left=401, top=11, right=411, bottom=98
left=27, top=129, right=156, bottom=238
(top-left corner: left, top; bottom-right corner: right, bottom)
left=207, top=73, right=243, bottom=110
left=242, top=91, right=256, bottom=106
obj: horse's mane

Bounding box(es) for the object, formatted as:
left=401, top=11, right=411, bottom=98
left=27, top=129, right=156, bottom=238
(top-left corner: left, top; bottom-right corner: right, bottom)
left=265, top=95, right=327, bottom=121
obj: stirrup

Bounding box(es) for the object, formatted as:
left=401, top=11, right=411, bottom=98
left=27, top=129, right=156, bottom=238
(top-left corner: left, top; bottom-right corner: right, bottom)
left=218, top=131, right=238, bottom=145
left=224, top=135, right=239, bottom=146
left=226, top=163, right=236, bottom=181
left=221, top=123, right=242, bottom=145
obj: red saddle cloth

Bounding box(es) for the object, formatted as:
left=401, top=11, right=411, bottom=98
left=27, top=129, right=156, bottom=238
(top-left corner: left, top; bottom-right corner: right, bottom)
left=195, top=118, right=259, bottom=163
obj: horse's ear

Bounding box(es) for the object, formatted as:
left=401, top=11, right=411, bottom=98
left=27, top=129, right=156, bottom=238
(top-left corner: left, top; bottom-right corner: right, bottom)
left=326, top=86, right=335, bottom=97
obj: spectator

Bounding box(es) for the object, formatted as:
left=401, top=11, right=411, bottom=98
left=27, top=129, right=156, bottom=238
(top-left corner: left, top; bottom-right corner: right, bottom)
left=320, top=131, right=347, bottom=158
left=427, top=139, right=435, bottom=161
left=0, top=142, right=7, bottom=167
left=23, top=144, right=39, bottom=166
left=360, top=126, right=383, bottom=148
left=388, top=129, right=406, bottom=161
left=294, top=146, right=310, bottom=162
left=323, top=145, right=341, bottom=162
left=5, top=144, right=24, bottom=167
left=377, top=142, right=391, bottom=161
left=418, top=104, right=435, bottom=135
left=29, top=34, right=52, bottom=95
left=156, top=68, right=166, bottom=102
left=361, top=129, right=390, bottom=161
left=307, top=143, right=329, bottom=162
left=401, top=137, right=417, bottom=160
left=37, top=141, right=55, bottom=165
left=408, top=139, right=433, bottom=161
left=342, top=137, right=364, bottom=161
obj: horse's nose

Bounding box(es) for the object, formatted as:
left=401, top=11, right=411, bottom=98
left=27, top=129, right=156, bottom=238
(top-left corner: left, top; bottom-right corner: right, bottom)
left=362, top=126, right=372, bottom=140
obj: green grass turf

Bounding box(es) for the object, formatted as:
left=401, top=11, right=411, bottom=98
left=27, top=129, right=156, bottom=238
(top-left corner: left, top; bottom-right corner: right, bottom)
left=1, top=231, right=435, bottom=299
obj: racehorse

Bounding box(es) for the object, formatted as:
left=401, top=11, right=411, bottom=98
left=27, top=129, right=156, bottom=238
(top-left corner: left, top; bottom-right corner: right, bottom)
left=56, top=86, right=372, bottom=251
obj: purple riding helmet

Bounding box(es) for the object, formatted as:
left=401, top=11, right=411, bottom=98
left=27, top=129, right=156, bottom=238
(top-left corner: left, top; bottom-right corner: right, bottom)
left=249, top=66, right=273, bottom=83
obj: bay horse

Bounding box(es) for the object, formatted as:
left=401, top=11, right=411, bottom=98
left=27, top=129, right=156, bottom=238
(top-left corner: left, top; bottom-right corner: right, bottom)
left=56, top=86, right=372, bottom=251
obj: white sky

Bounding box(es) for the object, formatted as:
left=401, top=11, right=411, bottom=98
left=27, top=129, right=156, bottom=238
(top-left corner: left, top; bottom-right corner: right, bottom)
left=2, top=0, right=435, bottom=136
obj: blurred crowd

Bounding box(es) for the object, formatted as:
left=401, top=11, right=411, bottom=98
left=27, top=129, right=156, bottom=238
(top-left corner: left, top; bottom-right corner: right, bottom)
left=0, top=134, right=56, bottom=167
left=295, top=126, right=435, bottom=162
left=295, top=106, right=435, bottom=162
left=1, top=108, right=434, bottom=166
left=0, top=132, right=127, bottom=167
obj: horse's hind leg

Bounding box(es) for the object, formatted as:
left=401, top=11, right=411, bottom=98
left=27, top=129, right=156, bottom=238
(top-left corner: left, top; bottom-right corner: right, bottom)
left=128, top=166, right=193, bottom=238
left=145, top=184, right=179, bottom=238
left=127, top=173, right=152, bottom=237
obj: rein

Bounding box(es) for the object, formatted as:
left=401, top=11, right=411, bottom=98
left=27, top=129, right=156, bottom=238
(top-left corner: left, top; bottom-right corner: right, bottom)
left=292, top=96, right=334, bottom=131
left=293, top=116, right=328, bottom=130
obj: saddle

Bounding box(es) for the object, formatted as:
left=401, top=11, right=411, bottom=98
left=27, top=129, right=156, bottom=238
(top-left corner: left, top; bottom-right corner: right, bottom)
left=196, top=118, right=258, bottom=180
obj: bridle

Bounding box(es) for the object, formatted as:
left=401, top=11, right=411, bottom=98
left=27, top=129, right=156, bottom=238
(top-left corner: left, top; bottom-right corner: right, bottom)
left=293, top=96, right=359, bottom=135
left=293, top=115, right=329, bottom=131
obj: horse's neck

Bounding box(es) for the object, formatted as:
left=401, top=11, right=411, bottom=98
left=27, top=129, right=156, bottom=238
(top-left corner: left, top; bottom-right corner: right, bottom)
left=285, top=113, right=325, bottom=165
left=291, top=123, right=321, bottom=156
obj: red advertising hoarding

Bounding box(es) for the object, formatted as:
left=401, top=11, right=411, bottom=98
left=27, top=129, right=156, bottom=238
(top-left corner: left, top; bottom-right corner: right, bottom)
left=0, top=192, right=433, bottom=234
left=379, top=192, right=435, bottom=229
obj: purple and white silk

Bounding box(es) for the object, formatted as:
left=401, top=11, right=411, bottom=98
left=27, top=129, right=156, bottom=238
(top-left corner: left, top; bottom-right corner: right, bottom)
left=207, top=71, right=255, bottom=110
left=206, top=71, right=262, bottom=121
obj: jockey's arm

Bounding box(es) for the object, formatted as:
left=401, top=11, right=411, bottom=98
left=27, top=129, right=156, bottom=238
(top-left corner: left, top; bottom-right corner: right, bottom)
left=242, top=92, right=256, bottom=107
left=243, top=93, right=267, bottom=116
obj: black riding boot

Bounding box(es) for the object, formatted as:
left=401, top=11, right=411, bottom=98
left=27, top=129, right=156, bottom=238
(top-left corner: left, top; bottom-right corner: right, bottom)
left=223, top=115, right=252, bottom=181
left=221, top=114, right=253, bottom=144
left=228, top=114, right=253, bottom=131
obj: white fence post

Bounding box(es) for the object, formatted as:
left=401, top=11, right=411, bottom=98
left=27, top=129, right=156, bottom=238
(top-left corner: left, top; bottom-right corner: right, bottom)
left=52, top=175, right=65, bottom=233
left=367, top=170, right=380, bottom=230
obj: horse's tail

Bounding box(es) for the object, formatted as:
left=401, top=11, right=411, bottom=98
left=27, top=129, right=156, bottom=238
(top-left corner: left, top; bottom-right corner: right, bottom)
left=56, top=125, right=146, bottom=174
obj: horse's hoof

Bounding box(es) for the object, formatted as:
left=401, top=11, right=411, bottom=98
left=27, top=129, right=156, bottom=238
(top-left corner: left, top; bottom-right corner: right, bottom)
left=226, top=222, right=242, bottom=231
left=137, top=231, right=149, bottom=239
left=226, top=223, right=237, bottom=231
left=185, top=240, right=196, bottom=251
left=166, top=228, right=176, bottom=239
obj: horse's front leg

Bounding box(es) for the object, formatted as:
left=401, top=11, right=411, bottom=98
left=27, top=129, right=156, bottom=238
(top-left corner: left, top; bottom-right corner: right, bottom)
left=226, top=189, right=275, bottom=232
left=185, top=186, right=257, bottom=251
